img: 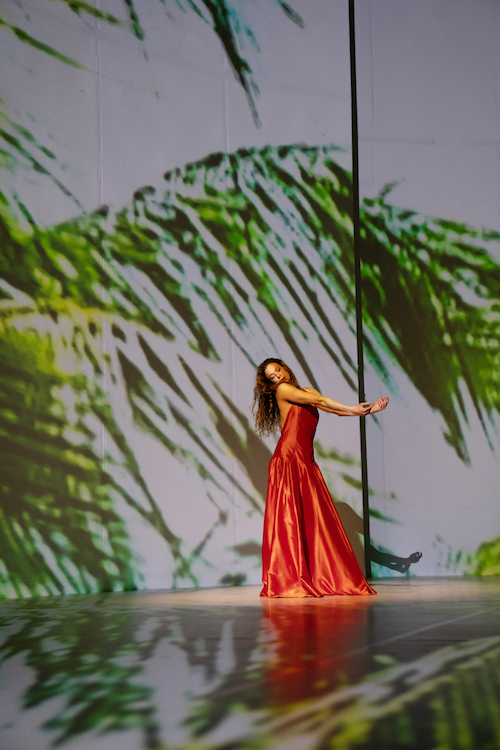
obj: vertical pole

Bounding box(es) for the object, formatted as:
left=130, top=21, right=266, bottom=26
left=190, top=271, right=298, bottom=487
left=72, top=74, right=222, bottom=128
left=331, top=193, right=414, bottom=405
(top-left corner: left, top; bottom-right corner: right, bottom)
left=349, top=0, right=372, bottom=577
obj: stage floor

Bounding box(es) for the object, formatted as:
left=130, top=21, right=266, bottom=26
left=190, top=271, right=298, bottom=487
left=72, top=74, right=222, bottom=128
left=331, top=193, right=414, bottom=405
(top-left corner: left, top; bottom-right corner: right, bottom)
left=1, top=577, right=500, bottom=749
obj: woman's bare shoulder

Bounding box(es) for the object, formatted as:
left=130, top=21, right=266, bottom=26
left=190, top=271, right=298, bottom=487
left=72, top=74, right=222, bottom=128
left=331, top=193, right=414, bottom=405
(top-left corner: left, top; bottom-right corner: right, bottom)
left=275, top=383, right=320, bottom=405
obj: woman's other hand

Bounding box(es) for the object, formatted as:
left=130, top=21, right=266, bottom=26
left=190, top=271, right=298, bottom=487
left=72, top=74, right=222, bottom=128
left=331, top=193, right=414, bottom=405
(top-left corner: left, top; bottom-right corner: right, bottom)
left=367, top=396, right=389, bottom=414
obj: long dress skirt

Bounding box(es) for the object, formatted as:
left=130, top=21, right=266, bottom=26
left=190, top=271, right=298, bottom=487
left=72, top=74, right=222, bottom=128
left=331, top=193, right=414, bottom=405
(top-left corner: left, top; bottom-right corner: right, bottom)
left=261, top=403, right=376, bottom=598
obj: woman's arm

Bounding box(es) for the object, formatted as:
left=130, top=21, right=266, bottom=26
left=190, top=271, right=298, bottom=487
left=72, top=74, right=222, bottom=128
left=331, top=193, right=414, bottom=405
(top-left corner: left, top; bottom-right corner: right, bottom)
left=276, top=383, right=373, bottom=416
left=295, top=387, right=389, bottom=416
left=322, top=396, right=390, bottom=416
left=302, top=388, right=350, bottom=415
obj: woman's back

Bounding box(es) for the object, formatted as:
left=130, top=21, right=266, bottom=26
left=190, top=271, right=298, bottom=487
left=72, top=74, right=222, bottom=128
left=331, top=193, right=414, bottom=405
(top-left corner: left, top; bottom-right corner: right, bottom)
left=273, top=403, right=318, bottom=465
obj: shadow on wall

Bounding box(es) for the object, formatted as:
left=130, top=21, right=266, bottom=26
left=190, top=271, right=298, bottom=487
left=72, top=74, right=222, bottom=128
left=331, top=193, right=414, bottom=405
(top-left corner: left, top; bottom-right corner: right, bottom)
left=335, top=502, right=422, bottom=576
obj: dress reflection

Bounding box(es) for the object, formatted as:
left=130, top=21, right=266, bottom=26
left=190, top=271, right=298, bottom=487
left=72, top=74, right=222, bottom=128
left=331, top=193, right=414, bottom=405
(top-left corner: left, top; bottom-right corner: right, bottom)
left=253, top=358, right=389, bottom=598
left=261, top=597, right=373, bottom=705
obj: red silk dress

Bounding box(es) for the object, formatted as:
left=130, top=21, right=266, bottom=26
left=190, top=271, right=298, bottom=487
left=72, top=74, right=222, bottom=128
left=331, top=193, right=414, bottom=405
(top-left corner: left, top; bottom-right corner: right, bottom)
left=261, top=403, right=376, bottom=598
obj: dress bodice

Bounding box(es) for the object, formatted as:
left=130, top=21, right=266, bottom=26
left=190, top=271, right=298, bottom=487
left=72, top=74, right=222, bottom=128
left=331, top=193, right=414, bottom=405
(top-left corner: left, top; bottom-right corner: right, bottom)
left=273, top=403, right=318, bottom=464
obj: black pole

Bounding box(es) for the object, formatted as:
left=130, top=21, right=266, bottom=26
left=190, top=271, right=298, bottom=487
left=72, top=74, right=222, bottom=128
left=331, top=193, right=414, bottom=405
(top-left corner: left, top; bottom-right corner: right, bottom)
left=348, top=0, right=372, bottom=577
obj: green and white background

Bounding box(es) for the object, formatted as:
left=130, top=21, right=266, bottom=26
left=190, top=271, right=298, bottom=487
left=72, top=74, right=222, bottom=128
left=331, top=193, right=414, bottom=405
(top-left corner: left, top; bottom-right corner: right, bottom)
left=1, top=0, right=499, bottom=599
left=357, top=0, right=500, bottom=577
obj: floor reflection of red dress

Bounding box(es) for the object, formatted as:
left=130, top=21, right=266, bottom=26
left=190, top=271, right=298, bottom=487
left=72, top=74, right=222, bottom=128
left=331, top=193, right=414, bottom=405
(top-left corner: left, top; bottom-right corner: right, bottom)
left=261, top=598, right=373, bottom=705
left=261, top=403, right=375, bottom=598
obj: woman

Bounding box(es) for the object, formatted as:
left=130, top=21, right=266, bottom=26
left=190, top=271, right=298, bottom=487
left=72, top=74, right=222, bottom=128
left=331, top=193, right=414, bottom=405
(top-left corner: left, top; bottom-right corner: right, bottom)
left=253, top=358, right=389, bottom=598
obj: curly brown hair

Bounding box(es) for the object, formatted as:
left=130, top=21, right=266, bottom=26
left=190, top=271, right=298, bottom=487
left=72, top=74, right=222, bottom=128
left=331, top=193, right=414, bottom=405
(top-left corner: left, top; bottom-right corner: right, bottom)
left=253, top=358, right=301, bottom=437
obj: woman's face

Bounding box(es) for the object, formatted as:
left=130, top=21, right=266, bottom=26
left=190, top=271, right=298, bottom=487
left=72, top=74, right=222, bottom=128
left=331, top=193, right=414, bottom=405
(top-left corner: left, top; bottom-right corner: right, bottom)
left=264, top=362, right=290, bottom=385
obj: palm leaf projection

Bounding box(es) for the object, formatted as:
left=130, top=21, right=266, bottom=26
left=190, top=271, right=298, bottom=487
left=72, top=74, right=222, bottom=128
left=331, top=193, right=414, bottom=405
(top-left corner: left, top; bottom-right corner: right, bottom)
left=0, top=0, right=304, bottom=165
left=0, top=325, right=136, bottom=597
left=248, top=635, right=500, bottom=750
left=0, top=598, right=266, bottom=746
left=2, top=141, right=500, bottom=597
left=0, top=143, right=365, bottom=596
left=361, top=197, right=500, bottom=463
left=2, top=596, right=500, bottom=748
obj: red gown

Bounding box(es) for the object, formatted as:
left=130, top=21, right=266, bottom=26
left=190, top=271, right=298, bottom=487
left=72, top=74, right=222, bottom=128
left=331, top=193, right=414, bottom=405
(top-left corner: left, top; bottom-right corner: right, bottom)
left=261, top=403, right=376, bottom=598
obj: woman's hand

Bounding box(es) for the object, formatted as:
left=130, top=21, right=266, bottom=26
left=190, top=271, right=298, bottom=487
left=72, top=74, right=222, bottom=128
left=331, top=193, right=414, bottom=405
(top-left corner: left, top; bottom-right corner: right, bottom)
left=350, top=402, right=374, bottom=416
left=367, top=396, right=389, bottom=414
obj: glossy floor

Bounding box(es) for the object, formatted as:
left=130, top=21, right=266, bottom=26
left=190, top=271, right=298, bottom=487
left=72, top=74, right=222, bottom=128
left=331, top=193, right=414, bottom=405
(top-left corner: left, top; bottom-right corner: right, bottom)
left=1, top=578, right=500, bottom=749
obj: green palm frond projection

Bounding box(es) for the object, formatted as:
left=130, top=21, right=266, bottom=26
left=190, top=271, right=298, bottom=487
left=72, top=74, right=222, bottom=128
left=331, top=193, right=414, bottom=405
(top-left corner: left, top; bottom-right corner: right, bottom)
left=0, top=600, right=269, bottom=746
left=467, top=535, right=500, bottom=576
left=172, top=0, right=304, bottom=124
left=0, top=106, right=84, bottom=212
left=0, top=144, right=360, bottom=596
left=0, top=601, right=160, bottom=743
left=1, top=596, right=500, bottom=749
left=2, top=143, right=500, bottom=596
left=255, top=636, right=500, bottom=750
left=0, top=326, right=136, bottom=597
left=0, top=0, right=303, bottom=138
left=361, top=197, right=500, bottom=462
left=0, top=0, right=304, bottom=213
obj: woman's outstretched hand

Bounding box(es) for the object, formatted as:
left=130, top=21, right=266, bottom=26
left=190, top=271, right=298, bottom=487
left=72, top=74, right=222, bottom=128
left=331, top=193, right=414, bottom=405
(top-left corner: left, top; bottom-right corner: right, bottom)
left=367, top=396, right=389, bottom=414
left=351, top=402, right=374, bottom=416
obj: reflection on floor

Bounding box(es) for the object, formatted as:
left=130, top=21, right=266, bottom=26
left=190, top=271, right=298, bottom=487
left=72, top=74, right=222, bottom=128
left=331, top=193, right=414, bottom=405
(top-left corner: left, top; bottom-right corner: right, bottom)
left=1, top=578, right=500, bottom=749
